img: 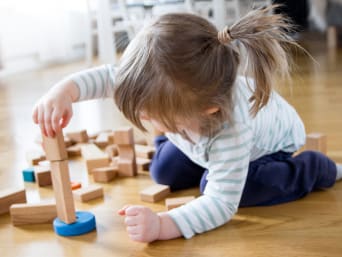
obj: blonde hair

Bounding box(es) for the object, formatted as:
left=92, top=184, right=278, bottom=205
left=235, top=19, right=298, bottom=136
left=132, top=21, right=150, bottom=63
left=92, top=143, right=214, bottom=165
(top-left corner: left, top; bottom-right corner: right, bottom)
left=114, top=5, right=299, bottom=137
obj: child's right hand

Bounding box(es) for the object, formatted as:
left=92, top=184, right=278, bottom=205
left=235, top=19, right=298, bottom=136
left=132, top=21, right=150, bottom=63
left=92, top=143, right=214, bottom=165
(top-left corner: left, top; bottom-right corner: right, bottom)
left=32, top=81, right=78, bottom=137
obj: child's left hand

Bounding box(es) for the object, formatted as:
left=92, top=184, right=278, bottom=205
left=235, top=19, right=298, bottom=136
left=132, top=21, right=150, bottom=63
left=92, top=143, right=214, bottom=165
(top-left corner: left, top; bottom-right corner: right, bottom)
left=118, top=205, right=160, bottom=243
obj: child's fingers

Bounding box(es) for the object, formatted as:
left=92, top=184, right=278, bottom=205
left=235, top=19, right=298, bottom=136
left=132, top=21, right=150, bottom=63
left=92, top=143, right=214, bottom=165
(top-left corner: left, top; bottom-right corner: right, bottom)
left=60, top=109, right=72, bottom=129
left=124, top=206, right=144, bottom=216
left=37, top=105, right=47, bottom=137
left=32, top=106, right=38, bottom=124
left=44, top=108, right=54, bottom=137
left=51, top=108, right=62, bottom=134
left=124, top=216, right=140, bottom=226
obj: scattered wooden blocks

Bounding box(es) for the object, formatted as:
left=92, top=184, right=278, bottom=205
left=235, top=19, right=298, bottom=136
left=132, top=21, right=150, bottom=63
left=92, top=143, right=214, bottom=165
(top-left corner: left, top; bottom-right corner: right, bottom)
left=10, top=202, right=57, bottom=225
left=92, top=166, right=118, bottom=183
left=66, top=130, right=89, bottom=143
left=50, top=160, right=76, bottom=224
left=165, top=196, right=195, bottom=210
left=81, top=144, right=110, bottom=173
left=42, top=131, right=68, bottom=161
left=22, top=167, right=36, bottom=182
left=34, top=166, right=52, bottom=187
left=305, top=133, right=327, bottom=154
left=73, top=185, right=104, bottom=202
left=135, top=145, right=155, bottom=159
left=140, top=184, right=170, bottom=203
left=0, top=188, right=27, bottom=215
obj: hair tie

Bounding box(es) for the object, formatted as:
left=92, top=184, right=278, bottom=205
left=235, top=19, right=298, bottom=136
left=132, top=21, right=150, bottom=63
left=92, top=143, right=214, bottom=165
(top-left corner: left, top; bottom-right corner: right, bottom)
left=218, top=26, right=233, bottom=44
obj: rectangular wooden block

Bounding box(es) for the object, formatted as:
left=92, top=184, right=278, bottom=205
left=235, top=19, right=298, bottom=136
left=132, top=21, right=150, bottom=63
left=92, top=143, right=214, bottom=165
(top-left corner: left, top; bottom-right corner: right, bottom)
left=114, top=127, right=134, bottom=145
left=137, top=157, right=151, bottom=171
left=34, top=166, right=52, bottom=187
left=305, top=133, right=327, bottom=154
left=92, top=166, right=118, bottom=182
left=140, top=184, right=170, bottom=203
left=73, top=185, right=104, bottom=202
left=10, top=202, right=57, bottom=225
left=165, top=196, right=196, bottom=210
left=66, top=130, right=89, bottom=143
left=67, top=144, right=82, bottom=157
left=81, top=144, right=110, bottom=173
left=105, top=144, right=118, bottom=158
left=135, top=145, right=155, bottom=159
left=42, top=131, right=68, bottom=161
left=0, top=188, right=27, bottom=215
left=94, top=132, right=111, bottom=148
left=118, top=145, right=136, bottom=159
left=26, top=150, right=45, bottom=166
left=50, top=160, right=76, bottom=224
left=118, top=159, right=137, bottom=177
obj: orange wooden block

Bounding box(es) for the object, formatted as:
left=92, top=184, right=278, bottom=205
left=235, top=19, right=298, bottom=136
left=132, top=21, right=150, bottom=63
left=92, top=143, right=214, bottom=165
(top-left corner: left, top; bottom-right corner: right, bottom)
left=10, top=202, right=57, bottom=225
left=165, top=196, right=195, bottom=210
left=305, top=133, right=327, bottom=154
left=66, top=130, right=89, bottom=143
left=140, top=184, right=170, bottom=203
left=92, top=166, right=118, bottom=182
left=34, top=166, right=52, bottom=187
left=135, top=144, right=155, bottom=159
left=50, top=160, right=76, bottom=224
left=0, top=188, right=27, bottom=215
left=71, top=182, right=82, bottom=190
left=42, top=131, right=68, bottom=161
left=73, top=185, right=104, bottom=202
left=114, top=127, right=134, bottom=145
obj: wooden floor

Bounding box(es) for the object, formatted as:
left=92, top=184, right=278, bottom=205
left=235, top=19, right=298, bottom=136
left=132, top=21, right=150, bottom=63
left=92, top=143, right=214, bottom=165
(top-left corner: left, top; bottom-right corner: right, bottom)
left=0, top=37, right=342, bottom=257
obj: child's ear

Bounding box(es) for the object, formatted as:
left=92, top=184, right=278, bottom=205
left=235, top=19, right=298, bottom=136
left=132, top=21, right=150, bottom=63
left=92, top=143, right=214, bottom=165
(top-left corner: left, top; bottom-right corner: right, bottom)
left=204, top=107, right=220, bottom=115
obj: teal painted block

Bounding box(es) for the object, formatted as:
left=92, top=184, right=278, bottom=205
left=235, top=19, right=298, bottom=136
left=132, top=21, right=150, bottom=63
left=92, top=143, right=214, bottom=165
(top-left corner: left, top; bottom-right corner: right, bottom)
left=22, top=167, right=35, bottom=182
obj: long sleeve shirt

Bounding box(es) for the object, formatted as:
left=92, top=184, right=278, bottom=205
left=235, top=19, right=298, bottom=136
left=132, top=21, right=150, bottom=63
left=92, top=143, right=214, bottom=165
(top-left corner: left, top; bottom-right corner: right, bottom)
left=69, top=64, right=306, bottom=239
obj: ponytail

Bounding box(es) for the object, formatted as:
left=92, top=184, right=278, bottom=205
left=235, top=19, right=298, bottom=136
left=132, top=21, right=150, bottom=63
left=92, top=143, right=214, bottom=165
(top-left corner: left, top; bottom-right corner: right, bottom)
left=223, top=5, right=300, bottom=116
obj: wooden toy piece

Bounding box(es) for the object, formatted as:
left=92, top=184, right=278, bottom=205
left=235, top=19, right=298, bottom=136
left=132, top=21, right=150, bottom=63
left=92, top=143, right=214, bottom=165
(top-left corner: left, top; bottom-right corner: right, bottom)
left=94, top=132, right=111, bottom=148
left=92, top=166, right=118, bottom=182
left=67, top=144, right=82, bottom=157
left=327, top=26, right=337, bottom=49
left=73, top=185, right=104, bottom=202
left=165, top=196, right=196, bottom=211
left=22, top=167, right=36, bottom=182
left=80, top=144, right=110, bottom=173
left=34, top=166, right=52, bottom=187
left=135, top=144, right=155, bottom=159
left=71, top=182, right=82, bottom=190
left=0, top=188, right=27, bottom=215
left=53, top=211, right=96, bottom=236
left=136, top=157, right=151, bottom=172
left=140, top=184, right=171, bottom=203
left=10, top=202, right=57, bottom=225
left=50, top=160, right=76, bottom=224
left=42, top=131, right=68, bottom=161
left=118, top=160, right=137, bottom=177
left=66, top=130, right=89, bottom=143
left=305, top=133, right=327, bottom=154
left=135, top=138, right=148, bottom=146
left=26, top=150, right=45, bottom=166
left=105, top=144, right=118, bottom=158
left=64, top=136, right=73, bottom=147
left=114, top=127, right=134, bottom=145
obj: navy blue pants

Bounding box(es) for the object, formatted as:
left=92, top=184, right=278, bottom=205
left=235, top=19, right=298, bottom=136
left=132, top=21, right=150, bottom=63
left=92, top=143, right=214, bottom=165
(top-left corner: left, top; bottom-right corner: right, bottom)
left=150, top=136, right=337, bottom=207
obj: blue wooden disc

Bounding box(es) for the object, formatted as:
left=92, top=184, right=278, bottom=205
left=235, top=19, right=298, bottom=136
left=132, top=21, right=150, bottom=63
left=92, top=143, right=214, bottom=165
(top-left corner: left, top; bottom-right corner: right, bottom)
left=53, top=211, right=96, bottom=236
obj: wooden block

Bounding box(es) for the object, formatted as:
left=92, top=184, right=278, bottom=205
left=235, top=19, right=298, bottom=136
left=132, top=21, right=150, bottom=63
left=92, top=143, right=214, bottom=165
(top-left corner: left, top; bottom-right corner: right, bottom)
left=71, top=182, right=82, bottom=190
left=92, top=166, right=118, bottom=182
left=64, top=136, right=73, bottom=147
left=327, top=26, right=337, bottom=49
left=26, top=150, right=45, bottom=166
left=137, top=157, right=151, bottom=171
left=73, top=185, right=104, bottom=202
left=114, top=127, right=134, bottom=145
left=67, top=144, right=82, bottom=157
left=305, top=133, right=327, bottom=154
left=118, top=159, right=137, bottom=177
left=66, top=130, right=89, bottom=143
left=118, top=145, right=136, bottom=159
left=140, top=184, right=170, bottom=203
left=42, top=131, right=68, bottom=161
left=81, top=144, right=110, bottom=173
left=135, top=144, right=155, bottom=159
left=105, top=144, right=118, bottom=158
left=10, top=202, right=57, bottom=225
left=94, top=132, right=111, bottom=148
left=165, top=196, right=196, bottom=210
left=34, top=166, right=52, bottom=187
left=0, top=188, right=26, bottom=215
left=50, top=160, right=76, bottom=224
left=22, top=167, right=36, bottom=182
left=135, top=138, right=148, bottom=146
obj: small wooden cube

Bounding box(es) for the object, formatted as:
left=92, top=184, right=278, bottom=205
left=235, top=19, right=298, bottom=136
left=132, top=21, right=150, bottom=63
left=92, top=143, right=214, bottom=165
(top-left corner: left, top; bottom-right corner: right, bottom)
left=10, top=202, right=57, bottom=225
left=42, top=131, right=68, bottom=161
left=165, top=196, right=195, bottom=210
left=140, top=184, right=170, bottom=203
left=73, top=185, right=104, bottom=202
left=81, top=144, right=110, bottom=173
left=305, top=133, right=327, bottom=154
left=92, top=166, right=118, bottom=182
left=118, top=159, right=137, bottom=177
left=34, top=166, right=52, bottom=187
left=0, top=188, right=27, bottom=215
left=114, top=127, right=134, bottom=145
left=66, top=130, right=89, bottom=143
left=135, top=145, right=155, bottom=159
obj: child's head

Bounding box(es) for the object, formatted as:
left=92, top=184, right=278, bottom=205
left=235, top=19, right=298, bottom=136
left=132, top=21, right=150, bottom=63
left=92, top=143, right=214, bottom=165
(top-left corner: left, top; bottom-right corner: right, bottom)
left=114, top=5, right=297, bottom=138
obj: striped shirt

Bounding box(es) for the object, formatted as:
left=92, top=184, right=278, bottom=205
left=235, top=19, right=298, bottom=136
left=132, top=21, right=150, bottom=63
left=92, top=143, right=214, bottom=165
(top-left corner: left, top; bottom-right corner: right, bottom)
left=69, top=65, right=306, bottom=239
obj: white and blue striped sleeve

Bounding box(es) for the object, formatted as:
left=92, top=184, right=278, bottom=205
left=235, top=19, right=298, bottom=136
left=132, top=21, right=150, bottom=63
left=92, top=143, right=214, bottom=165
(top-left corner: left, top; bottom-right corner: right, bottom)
left=66, top=64, right=116, bottom=101
left=168, top=124, right=253, bottom=239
